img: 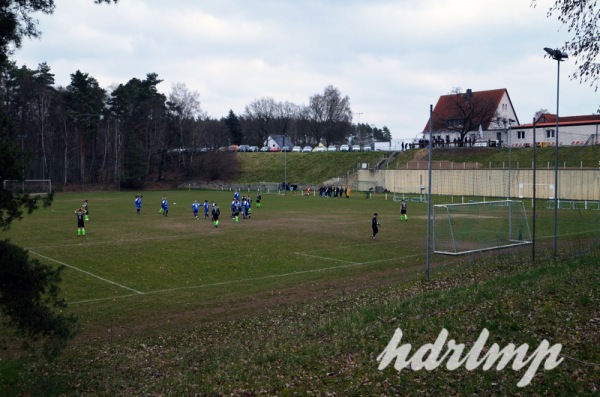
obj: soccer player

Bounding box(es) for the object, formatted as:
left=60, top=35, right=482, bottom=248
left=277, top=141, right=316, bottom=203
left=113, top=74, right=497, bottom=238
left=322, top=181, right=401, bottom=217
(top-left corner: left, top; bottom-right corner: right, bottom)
left=192, top=200, right=200, bottom=219
left=75, top=207, right=86, bottom=236
left=371, top=213, right=381, bottom=239
left=203, top=200, right=210, bottom=219
left=82, top=199, right=89, bottom=221
left=212, top=203, right=220, bottom=227
left=400, top=199, right=408, bottom=221
left=243, top=197, right=251, bottom=219
left=256, top=193, right=262, bottom=208
left=161, top=196, right=169, bottom=217
left=135, top=194, right=142, bottom=214
left=231, top=199, right=241, bottom=223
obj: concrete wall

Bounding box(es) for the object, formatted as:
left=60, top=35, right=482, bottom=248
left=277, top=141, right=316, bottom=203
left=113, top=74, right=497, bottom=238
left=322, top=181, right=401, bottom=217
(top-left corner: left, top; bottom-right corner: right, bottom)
left=356, top=169, right=600, bottom=201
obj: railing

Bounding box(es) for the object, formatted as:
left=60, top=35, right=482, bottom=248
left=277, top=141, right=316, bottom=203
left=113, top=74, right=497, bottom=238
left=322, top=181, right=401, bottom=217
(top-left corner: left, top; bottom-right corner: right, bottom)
left=396, top=161, right=600, bottom=170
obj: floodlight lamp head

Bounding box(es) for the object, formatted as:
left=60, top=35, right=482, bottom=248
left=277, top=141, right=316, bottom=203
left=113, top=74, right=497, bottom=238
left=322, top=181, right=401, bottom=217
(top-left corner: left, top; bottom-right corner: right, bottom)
left=544, top=47, right=568, bottom=61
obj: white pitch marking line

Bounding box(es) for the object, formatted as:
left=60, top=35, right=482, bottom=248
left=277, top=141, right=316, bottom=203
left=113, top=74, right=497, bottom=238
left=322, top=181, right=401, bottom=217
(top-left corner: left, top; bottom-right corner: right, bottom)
left=27, top=234, right=184, bottom=250
left=30, top=251, right=144, bottom=295
left=293, top=252, right=360, bottom=264
left=68, top=252, right=427, bottom=305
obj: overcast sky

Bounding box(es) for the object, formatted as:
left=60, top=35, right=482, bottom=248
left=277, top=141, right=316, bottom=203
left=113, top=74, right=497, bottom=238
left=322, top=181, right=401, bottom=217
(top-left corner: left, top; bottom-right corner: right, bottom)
left=11, top=0, right=599, bottom=141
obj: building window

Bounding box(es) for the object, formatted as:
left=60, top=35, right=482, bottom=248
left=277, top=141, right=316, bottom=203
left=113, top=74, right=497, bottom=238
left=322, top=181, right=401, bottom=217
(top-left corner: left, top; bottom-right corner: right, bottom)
left=546, top=129, right=555, bottom=138
left=517, top=130, right=525, bottom=139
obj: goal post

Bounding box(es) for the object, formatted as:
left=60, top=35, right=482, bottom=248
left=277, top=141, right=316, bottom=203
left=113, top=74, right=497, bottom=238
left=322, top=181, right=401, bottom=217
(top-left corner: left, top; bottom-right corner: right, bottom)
left=433, top=199, right=532, bottom=255
left=2, top=179, right=52, bottom=195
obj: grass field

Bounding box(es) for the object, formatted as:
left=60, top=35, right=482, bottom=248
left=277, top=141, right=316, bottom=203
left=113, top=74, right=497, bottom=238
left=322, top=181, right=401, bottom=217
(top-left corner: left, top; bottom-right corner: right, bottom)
left=3, top=189, right=598, bottom=331
left=1, top=189, right=599, bottom=395
left=3, top=190, right=436, bottom=332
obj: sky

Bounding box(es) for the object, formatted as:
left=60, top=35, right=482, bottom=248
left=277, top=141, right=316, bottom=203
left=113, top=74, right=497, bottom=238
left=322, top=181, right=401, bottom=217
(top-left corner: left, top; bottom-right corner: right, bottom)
left=11, top=0, right=599, bottom=141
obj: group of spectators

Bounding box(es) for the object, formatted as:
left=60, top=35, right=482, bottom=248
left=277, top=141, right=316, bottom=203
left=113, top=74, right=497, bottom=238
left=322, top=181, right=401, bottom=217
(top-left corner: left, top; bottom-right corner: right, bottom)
left=416, top=136, right=480, bottom=148
left=317, top=186, right=350, bottom=198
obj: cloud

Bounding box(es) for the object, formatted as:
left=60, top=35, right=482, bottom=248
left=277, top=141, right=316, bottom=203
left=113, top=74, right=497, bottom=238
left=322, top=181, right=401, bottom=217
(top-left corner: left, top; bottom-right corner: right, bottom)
left=11, top=0, right=598, bottom=140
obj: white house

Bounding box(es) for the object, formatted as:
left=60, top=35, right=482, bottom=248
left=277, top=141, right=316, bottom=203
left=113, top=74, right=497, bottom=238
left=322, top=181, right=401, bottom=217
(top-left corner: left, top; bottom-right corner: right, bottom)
left=265, top=135, right=295, bottom=150
left=509, top=113, right=600, bottom=147
left=422, top=88, right=519, bottom=146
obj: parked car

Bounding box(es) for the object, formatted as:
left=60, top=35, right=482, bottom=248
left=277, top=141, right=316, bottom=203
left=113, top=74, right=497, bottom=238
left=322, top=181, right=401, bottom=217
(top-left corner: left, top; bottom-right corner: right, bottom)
left=291, top=146, right=302, bottom=152
left=281, top=146, right=291, bottom=152
left=363, top=146, right=372, bottom=151
left=314, top=146, right=326, bottom=152
left=238, top=144, right=250, bottom=152
left=269, top=146, right=281, bottom=152
left=227, top=145, right=239, bottom=152
left=302, top=146, right=312, bottom=153
left=351, top=145, right=361, bottom=152
left=327, top=145, right=337, bottom=152
left=260, top=146, right=269, bottom=152
left=248, top=146, right=259, bottom=152
left=339, top=144, right=350, bottom=152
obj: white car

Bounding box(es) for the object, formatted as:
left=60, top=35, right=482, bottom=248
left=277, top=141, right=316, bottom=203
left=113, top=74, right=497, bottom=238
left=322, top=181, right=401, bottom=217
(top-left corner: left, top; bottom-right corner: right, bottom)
left=327, top=145, right=337, bottom=152
left=363, top=146, right=372, bottom=151
left=314, top=146, right=326, bottom=152
left=291, top=146, right=302, bottom=152
left=339, top=144, right=350, bottom=152
left=351, top=145, right=361, bottom=152
left=302, top=146, right=312, bottom=153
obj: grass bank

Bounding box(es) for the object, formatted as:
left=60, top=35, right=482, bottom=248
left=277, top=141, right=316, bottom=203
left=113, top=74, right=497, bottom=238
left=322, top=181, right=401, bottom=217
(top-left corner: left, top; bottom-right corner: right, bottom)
left=1, top=249, right=598, bottom=395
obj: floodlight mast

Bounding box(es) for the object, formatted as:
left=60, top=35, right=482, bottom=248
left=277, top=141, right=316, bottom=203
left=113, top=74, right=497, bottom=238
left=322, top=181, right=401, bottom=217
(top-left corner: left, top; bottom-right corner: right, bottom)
left=544, top=47, right=568, bottom=257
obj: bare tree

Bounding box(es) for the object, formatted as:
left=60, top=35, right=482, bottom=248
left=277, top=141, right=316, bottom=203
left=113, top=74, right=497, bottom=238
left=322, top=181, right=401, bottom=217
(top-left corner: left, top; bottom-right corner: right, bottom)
left=535, top=0, right=600, bottom=93
left=307, top=85, right=352, bottom=145
left=167, top=82, right=206, bottom=169
left=244, top=97, right=280, bottom=145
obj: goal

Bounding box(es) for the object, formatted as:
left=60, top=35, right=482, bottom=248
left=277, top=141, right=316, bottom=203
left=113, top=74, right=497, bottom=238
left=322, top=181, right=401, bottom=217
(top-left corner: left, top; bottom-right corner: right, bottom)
left=433, top=200, right=532, bottom=255
left=393, top=185, right=427, bottom=202
left=2, top=179, right=52, bottom=195
left=518, top=183, right=554, bottom=199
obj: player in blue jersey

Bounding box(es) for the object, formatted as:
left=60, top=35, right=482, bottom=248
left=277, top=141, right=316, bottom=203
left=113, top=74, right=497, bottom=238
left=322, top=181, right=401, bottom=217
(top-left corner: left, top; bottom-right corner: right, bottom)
left=192, top=200, right=200, bottom=219
left=203, top=200, right=210, bottom=219
left=135, top=194, right=142, bottom=214
left=231, top=199, right=242, bottom=223
left=243, top=197, right=251, bottom=219
left=161, top=196, right=169, bottom=217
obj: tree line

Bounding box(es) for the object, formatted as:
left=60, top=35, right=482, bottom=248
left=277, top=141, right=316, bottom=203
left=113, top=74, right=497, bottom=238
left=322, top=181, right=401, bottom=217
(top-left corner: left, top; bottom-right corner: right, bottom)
left=0, top=61, right=392, bottom=188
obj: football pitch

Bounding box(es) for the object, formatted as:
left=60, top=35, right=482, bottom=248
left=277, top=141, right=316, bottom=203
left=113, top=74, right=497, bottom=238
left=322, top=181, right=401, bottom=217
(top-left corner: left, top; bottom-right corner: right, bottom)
left=4, top=190, right=436, bottom=334
left=4, top=189, right=598, bottom=337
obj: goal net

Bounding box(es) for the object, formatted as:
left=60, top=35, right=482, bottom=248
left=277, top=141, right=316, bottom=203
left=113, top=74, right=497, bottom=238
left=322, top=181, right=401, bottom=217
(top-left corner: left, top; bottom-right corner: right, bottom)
left=433, top=200, right=532, bottom=255
left=2, top=179, right=52, bottom=195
